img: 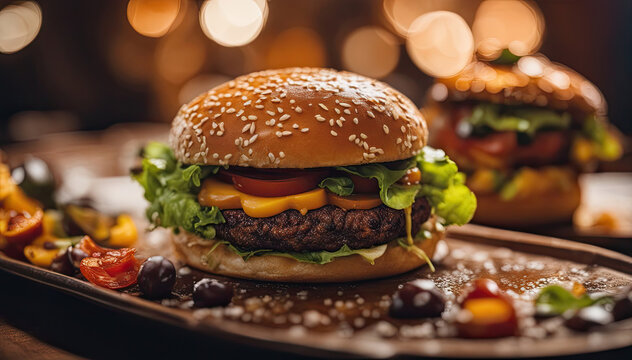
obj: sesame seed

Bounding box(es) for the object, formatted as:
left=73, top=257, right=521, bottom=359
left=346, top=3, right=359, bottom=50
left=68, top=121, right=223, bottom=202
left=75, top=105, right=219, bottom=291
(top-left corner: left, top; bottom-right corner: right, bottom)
left=329, top=119, right=334, bottom=126
left=277, top=123, right=283, bottom=128
left=234, top=138, right=241, bottom=146
left=397, top=138, right=402, bottom=144
left=295, top=106, right=303, bottom=113
left=213, top=113, right=221, bottom=119
left=242, top=123, right=251, bottom=133
left=360, top=133, right=367, bottom=139
left=240, top=154, right=249, bottom=162
left=343, top=109, right=351, bottom=115
left=318, top=103, right=328, bottom=111
left=353, top=118, right=359, bottom=124
left=348, top=134, right=357, bottom=141
left=383, top=125, right=390, bottom=134
left=279, top=151, right=286, bottom=158
left=267, top=110, right=275, bottom=116
left=213, top=153, right=219, bottom=159
left=282, top=131, right=292, bottom=136
left=271, top=98, right=281, bottom=103
left=224, top=154, right=232, bottom=160
left=268, top=153, right=275, bottom=161
left=367, top=111, right=375, bottom=118
left=255, top=104, right=264, bottom=109
left=334, top=108, right=341, bottom=114
left=226, top=108, right=236, bottom=114
left=248, top=115, right=257, bottom=120
left=336, top=119, right=343, bottom=127
left=275, top=131, right=283, bottom=137
left=277, top=107, right=283, bottom=113
left=216, top=131, right=224, bottom=136
left=243, top=100, right=252, bottom=106
left=236, top=109, right=244, bottom=117
left=330, top=130, right=338, bottom=136
left=315, top=115, right=326, bottom=122
left=279, top=114, right=291, bottom=121
left=241, top=116, right=247, bottom=121
left=301, top=128, right=309, bottom=133
left=401, top=125, right=406, bottom=133
left=339, top=102, right=351, bottom=108
left=292, top=123, right=299, bottom=129
left=290, top=99, right=296, bottom=104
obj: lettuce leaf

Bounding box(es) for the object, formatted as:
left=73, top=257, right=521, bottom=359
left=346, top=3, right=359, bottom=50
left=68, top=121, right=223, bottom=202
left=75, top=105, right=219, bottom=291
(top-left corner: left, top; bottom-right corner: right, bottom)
left=132, top=142, right=225, bottom=239
left=535, top=285, right=613, bottom=317
left=416, top=147, right=477, bottom=225
left=214, top=241, right=388, bottom=265
left=336, top=158, right=420, bottom=210
left=466, top=103, right=571, bottom=137
left=581, top=114, right=622, bottom=161
left=318, top=177, right=354, bottom=196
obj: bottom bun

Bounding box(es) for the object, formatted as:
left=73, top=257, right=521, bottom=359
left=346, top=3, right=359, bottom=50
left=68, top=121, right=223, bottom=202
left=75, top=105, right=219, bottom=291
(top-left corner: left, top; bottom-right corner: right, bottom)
left=473, top=179, right=581, bottom=227
left=172, top=229, right=443, bottom=283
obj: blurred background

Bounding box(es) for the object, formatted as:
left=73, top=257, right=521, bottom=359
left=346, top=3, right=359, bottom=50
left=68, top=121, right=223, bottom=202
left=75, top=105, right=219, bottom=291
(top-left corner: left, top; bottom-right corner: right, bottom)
left=0, top=0, right=631, bottom=146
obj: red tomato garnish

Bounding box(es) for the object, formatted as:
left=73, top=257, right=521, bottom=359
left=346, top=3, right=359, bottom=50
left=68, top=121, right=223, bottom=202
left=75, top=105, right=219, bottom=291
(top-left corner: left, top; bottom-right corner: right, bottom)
left=78, top=236, right=140, bottom=289
left=462, top=278, right=502, bottom=302
left=2, top=209, right=43, bottom=246
left=514, top=131, right=567, bottom=165
left=457, top=278, right=518, bottom=338
left=349, top=174, right=379, bottom=193
left=218, top=168, right=329, bottom=197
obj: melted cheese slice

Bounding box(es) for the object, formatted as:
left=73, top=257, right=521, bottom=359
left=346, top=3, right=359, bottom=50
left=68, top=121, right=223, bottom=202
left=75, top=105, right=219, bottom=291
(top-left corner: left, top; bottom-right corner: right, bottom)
left=199, top=178, right=329, bottom=218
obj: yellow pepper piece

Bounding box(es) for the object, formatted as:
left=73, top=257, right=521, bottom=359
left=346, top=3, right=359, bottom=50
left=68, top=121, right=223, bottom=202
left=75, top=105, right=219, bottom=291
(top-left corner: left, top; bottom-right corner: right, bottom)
left=24, top=243, right=60, bottom=267
left=108, top=214, right=138, bottom=248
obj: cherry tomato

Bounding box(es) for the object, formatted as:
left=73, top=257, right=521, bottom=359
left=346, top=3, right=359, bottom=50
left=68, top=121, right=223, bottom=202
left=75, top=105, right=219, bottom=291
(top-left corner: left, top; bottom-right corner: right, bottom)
left=1, top=209, right=43, bottom=246
left=349, top=174, right=379, bottom=193
left=327, top=193, right=382, bottom=210
left=457, top=278, right=518, bottom=338
left=218, top=168, right=329, bottom=197
left=398, top=167, right=422, bottom=186
left=78, top=236, right=140, bottom=289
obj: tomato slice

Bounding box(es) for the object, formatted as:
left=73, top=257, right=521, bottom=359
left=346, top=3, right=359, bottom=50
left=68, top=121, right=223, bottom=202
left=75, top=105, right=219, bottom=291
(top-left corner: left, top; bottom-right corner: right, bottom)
left=514, top=131, right=567, bottom=165
left=218, top=168, right=329, bottom=197
left=78, top=236, right=140, bottom=289
left=348, top=174, right=379, bottom=193
left=327, top=193, right=383, bottom=210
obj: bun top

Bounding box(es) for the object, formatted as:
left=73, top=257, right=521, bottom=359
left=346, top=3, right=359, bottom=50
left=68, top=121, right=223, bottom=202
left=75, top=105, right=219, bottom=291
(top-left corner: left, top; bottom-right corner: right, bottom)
left=170, top=68, right=427, bottom=168
left=430, top=55, right=607, bottom=116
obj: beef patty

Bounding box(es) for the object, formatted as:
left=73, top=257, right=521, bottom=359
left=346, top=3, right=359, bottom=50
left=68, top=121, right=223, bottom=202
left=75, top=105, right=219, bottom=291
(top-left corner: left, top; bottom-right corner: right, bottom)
left=214, top=198, right=431, bottom=252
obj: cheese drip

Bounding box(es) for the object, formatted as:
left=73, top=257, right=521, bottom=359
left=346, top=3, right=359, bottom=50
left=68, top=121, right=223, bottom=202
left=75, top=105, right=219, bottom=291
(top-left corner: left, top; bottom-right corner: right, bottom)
left=403, top=205, right=435, bottom=272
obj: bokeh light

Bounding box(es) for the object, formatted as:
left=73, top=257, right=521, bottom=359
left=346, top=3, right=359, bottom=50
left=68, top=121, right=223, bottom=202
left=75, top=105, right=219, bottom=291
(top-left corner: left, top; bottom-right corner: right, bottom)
left=406, top=11, right=474, bottom=78
left=0, top=1, right=42, bottom=54
left=127, top=0, right=181, bottom=38
left=265, top=27, right=326, bottom=69
left=383, top=0, right=481, bottom=37
left=199, top=0, right=267, bottom=47
left=472, top=0, right=544, bottom=59
left=342, top=26, right=399, bottom=79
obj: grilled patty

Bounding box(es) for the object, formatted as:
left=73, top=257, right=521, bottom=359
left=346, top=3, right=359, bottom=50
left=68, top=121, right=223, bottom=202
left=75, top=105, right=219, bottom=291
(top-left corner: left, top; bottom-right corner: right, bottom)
left=214, top=198, right=431, bottom=252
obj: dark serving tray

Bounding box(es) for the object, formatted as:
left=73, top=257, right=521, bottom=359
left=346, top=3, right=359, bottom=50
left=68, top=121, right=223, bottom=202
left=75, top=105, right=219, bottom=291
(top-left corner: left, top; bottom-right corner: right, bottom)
left=1, top=224, right=632, bottom=359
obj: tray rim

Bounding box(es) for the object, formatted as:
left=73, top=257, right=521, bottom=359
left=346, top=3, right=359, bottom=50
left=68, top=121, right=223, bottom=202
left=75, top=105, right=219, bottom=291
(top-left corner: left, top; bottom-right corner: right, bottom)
left=1, top=224, right=632, bottom=359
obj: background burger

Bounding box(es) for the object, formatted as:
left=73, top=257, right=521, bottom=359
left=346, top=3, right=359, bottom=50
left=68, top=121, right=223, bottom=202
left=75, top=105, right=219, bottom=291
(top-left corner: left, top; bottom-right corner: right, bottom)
left=424, top=55, right=622, bottom=227
left=134, top=68, right=476, bottom=282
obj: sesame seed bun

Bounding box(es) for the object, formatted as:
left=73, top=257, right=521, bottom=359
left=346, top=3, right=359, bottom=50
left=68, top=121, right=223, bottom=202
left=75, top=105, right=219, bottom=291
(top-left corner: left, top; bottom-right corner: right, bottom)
left=428, top=55, right=606, bottom=117
left=473, top=177, right=581, bottom=227
left=172, top=225, right=443, bottom=283
left=170, top=68, right=427, bottom=168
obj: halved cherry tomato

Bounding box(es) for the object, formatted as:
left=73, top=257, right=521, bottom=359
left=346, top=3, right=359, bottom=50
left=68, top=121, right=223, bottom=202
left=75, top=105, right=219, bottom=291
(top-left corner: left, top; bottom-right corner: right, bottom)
left=349, top=174, right=379, bottom=193
left=78, top=236, right=140, bottom=289
left=218, top=168, right=329, bottom=197
left=327, top=193, right=382, bottom=210
left=1, top=209, right=43, bottom=246
left=457, top=278, right=518, bottom=338
left=398, top=167, right=422, bottom=186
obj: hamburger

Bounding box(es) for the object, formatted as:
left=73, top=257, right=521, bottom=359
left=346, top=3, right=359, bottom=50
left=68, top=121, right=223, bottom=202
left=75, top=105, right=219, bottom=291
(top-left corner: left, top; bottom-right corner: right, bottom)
left=424, top=55, right=622, bottom=227
left=134, top=68, right=476, bottom=282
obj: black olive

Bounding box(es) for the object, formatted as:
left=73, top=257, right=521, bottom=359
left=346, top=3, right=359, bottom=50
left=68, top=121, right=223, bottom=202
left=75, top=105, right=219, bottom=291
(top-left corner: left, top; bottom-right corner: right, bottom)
left=389, top=279, right=446, bottom=318
left=564, top=305, right=614, bottom=331
left=50, top=250, right=74, bottom=275
left=612, top=287, right=632, bottom=321
left=67, top=246, right=89, bottom=269
left=193, top=278, right=233, bottom=308
left=137, top=256, right=176, bottom=299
